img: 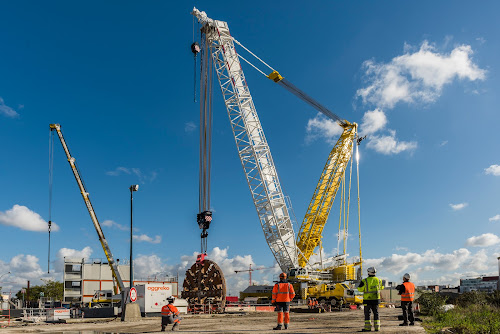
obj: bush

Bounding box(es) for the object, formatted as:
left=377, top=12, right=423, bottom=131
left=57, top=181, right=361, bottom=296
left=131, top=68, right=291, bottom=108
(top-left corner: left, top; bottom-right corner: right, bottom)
left=456, top=291, right=487, bottom=308
left=432, top=305, right=500, bottom=333
left=416, top=291, right=447, bottom=316
left=485, top=290, right=500, bottom=308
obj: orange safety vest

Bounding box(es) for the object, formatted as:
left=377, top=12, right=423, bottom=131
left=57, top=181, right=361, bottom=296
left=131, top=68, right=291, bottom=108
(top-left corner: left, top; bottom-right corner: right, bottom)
left=272, top=282, right=295, bottom=303
left=401, top=282, right=415, bottom=301
left=161, top=304, right=179, bottom=317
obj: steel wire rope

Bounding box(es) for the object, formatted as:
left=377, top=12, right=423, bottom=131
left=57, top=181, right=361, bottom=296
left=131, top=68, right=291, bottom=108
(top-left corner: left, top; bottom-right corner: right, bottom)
left=356, top=142, right=363, bottom=271
left=345, top=142, right=355, bottom=262
left=232, top=37, right=346, bottom=127
left=48, top=130, right=54, bottom=274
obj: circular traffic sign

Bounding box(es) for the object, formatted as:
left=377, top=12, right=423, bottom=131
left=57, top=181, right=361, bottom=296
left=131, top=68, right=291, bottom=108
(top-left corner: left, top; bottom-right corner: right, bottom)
left=129, top=287, right=137, bottom=302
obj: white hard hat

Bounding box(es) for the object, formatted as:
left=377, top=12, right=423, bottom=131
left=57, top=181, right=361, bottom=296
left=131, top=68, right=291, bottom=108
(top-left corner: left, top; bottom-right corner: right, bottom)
left=167, top=296, right=175, bottom=303
left=403, top=273, right=411, bottom=280
left=367, top=267, right=376, bottom=275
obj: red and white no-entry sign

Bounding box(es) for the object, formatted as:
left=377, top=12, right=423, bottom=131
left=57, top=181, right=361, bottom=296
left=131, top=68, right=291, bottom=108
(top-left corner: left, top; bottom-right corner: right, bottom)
left=129, top=287, right=137, bottom=302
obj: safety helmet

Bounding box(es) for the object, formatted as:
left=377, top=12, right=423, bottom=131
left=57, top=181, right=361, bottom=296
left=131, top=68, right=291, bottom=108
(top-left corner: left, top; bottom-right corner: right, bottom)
left=167, top=296, right=175, bottom=304
left=279, top=272, right=287, bottom=279
left=367, top=267, right=376, bottom=275
left=403, top=273, right=411, bottom=281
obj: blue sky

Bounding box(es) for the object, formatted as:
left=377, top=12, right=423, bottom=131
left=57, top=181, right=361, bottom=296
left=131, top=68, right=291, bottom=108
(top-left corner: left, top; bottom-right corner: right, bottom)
left=1, top=1, right=499, bottom=295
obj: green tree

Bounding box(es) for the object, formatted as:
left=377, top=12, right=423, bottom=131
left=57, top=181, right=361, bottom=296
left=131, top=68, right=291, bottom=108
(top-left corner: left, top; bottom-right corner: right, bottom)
left=15, top=280, right=63, bottom=301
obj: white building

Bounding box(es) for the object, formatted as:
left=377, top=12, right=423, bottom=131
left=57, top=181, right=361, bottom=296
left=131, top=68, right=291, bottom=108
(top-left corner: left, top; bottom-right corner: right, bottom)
left=459, top=276, right=499, bottom=293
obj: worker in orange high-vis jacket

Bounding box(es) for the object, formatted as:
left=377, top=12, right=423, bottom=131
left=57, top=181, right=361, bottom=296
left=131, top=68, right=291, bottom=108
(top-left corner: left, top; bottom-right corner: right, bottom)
left=396, top=273, right=416, bottom=326
left=272, top=272, right=295, bottom=330
left=161, top=297, right=182, bottom=331
left=307, top=297, right=313, bottom=309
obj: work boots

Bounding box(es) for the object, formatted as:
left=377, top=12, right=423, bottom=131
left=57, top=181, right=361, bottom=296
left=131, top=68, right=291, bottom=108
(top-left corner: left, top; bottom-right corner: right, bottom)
left=273, top=324, right=282, bottom=330
left=172, top=322, right=179, bottom=331
left=284, top=324, right=288, bottom=329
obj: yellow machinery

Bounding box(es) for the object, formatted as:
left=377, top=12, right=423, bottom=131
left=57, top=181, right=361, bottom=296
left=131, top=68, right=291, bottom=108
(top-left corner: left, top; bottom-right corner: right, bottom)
left=306, top=283, right=363, bottom=305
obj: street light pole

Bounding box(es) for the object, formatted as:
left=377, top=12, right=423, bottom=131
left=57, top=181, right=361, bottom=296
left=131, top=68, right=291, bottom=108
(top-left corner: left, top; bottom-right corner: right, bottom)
left=129, top=185, right=139, bottom=289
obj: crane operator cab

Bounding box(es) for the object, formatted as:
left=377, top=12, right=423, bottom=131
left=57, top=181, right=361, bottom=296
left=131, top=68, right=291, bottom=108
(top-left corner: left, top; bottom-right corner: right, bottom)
left=289, top=268, right=308, bottom=280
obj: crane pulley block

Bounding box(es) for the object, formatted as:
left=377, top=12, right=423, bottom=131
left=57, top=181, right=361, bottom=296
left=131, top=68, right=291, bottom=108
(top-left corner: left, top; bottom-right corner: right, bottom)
left=197, top=210, right=212, bottom=232
left=267, top=70, right=284, bottom=83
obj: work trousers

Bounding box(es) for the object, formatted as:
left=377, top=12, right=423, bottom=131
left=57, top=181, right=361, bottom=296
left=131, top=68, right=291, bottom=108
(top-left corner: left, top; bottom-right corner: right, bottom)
left=275, top=302, right=290, bottom=325
left=364, top=303, right=379, bottom=321
left=363, top=303, right=380, bottom=331
left=401, top=301, right=414, bottom=324
left=161, top=315, right=181, bottom=330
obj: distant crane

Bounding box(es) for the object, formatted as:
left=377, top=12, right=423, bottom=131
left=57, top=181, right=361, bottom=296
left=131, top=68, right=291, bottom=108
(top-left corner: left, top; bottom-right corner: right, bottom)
left=234, top=264, right=274, bottom=287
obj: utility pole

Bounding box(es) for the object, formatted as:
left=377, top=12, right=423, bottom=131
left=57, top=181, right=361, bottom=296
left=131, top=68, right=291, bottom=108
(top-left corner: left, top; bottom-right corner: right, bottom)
left=129, top=185, right=139, bottom=287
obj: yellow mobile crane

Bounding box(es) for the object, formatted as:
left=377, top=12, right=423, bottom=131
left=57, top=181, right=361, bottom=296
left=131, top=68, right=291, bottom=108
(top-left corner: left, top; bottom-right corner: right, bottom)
left=49, top=124, right=126, bottom=297
left=192, top=8, right=363, bottom=306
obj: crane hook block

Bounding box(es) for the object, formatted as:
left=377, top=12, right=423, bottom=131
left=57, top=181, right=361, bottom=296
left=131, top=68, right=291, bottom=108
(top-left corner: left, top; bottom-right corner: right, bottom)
left=191, top=42, right=201, bottom=55
left=197, top=210, right=212, bottom=230
left=267, top=70, right=284, bottom=83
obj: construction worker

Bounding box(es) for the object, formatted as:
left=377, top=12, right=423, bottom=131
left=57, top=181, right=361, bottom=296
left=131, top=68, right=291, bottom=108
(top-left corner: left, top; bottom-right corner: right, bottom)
left=161, top=297, right=181, bottom=331
left=357, top=267, right=384, bottom=332
left=396, top=273, right=415, bottom=326
left=272, top=272, right=295, bottom=330
left=307, top=297, right=313, bottom=309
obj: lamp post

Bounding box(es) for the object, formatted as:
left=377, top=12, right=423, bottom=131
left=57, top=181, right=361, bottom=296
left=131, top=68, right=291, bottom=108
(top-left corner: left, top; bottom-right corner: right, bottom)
left=129, top=185, right=139, bottom=289
left=0, top=271, right=10, bottom=282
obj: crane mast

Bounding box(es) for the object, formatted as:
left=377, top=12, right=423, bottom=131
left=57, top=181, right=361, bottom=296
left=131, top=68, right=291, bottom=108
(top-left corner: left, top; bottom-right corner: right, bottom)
left=192, top=8, right=298, bottom=272
left=49, top=124, right=125, bottom=293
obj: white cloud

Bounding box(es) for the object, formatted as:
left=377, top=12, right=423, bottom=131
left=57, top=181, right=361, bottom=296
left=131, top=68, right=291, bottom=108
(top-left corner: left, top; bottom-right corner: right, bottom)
left=484, top=164, right=500, bottom=176
left=106, top=166, right=132, bottom=176
left=305, top=113, right=344, bottom=145
left=102, top=220, right=128, bottom=231
left=476, top=37, right=486, bottom=45
left=439, top=140, right=448, bottom=147
left=133, top=234, right=162, bottom=244
left=0, top=205, right=60, bottom=232
left=360, top=108, right=387, bottom=135
left=185, top=122, right=197, bottom=133
left=106, top=167, right=158, bottom=184
left=0, top=97, right=19, bottom=118
left=363, top=245, right=500, bottom=286
left=465, top=233, right=500, bottom=247
left=54, top=246, right=93, bottom=273
left=450, top=202, right=468, bottom=211
left=357, top=41, right=486, bottom=109
left=365, top=130, right=417, bottom=155
left=489, top=215, right=500, bottom=222
left=134, top=254, right=169, bottom=279
left=0, top=247, right=94, bottom=293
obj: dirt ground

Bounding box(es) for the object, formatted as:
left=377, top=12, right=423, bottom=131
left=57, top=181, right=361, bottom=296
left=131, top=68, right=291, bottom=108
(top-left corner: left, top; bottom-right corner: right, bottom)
left=1, top=308, right=426, bottom=333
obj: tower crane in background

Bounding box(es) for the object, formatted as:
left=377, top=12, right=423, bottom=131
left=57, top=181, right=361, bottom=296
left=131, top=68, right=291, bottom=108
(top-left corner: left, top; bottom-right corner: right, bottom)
left=49, top=124, right=125, bottom=295
left=234, top=264, right=275, bottom=287
left=192, top=8, right=364, bottom=304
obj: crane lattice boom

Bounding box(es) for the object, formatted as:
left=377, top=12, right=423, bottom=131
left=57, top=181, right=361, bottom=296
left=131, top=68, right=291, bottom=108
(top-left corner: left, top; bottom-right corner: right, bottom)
left=193, top=8, right=298, bottom=271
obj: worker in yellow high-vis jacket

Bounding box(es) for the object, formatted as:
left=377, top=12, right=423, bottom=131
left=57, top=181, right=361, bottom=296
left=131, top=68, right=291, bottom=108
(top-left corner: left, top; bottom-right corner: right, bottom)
left=357, top=267, right=384, bottom=332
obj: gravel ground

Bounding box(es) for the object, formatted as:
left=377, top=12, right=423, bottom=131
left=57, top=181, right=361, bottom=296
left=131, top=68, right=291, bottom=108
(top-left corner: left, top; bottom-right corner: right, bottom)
left=1, top=307, right=426, bottom=333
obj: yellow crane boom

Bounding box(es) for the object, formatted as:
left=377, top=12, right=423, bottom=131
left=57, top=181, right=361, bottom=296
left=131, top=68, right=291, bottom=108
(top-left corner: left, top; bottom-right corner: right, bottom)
left=49, top=123, right=125, bottom=293
left=296, top=122, right=358, bottom=268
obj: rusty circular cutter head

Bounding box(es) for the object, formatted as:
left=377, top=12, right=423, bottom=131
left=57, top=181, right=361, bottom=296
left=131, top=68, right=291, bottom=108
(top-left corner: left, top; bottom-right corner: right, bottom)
left=181, top=258, right=226, bottom=311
